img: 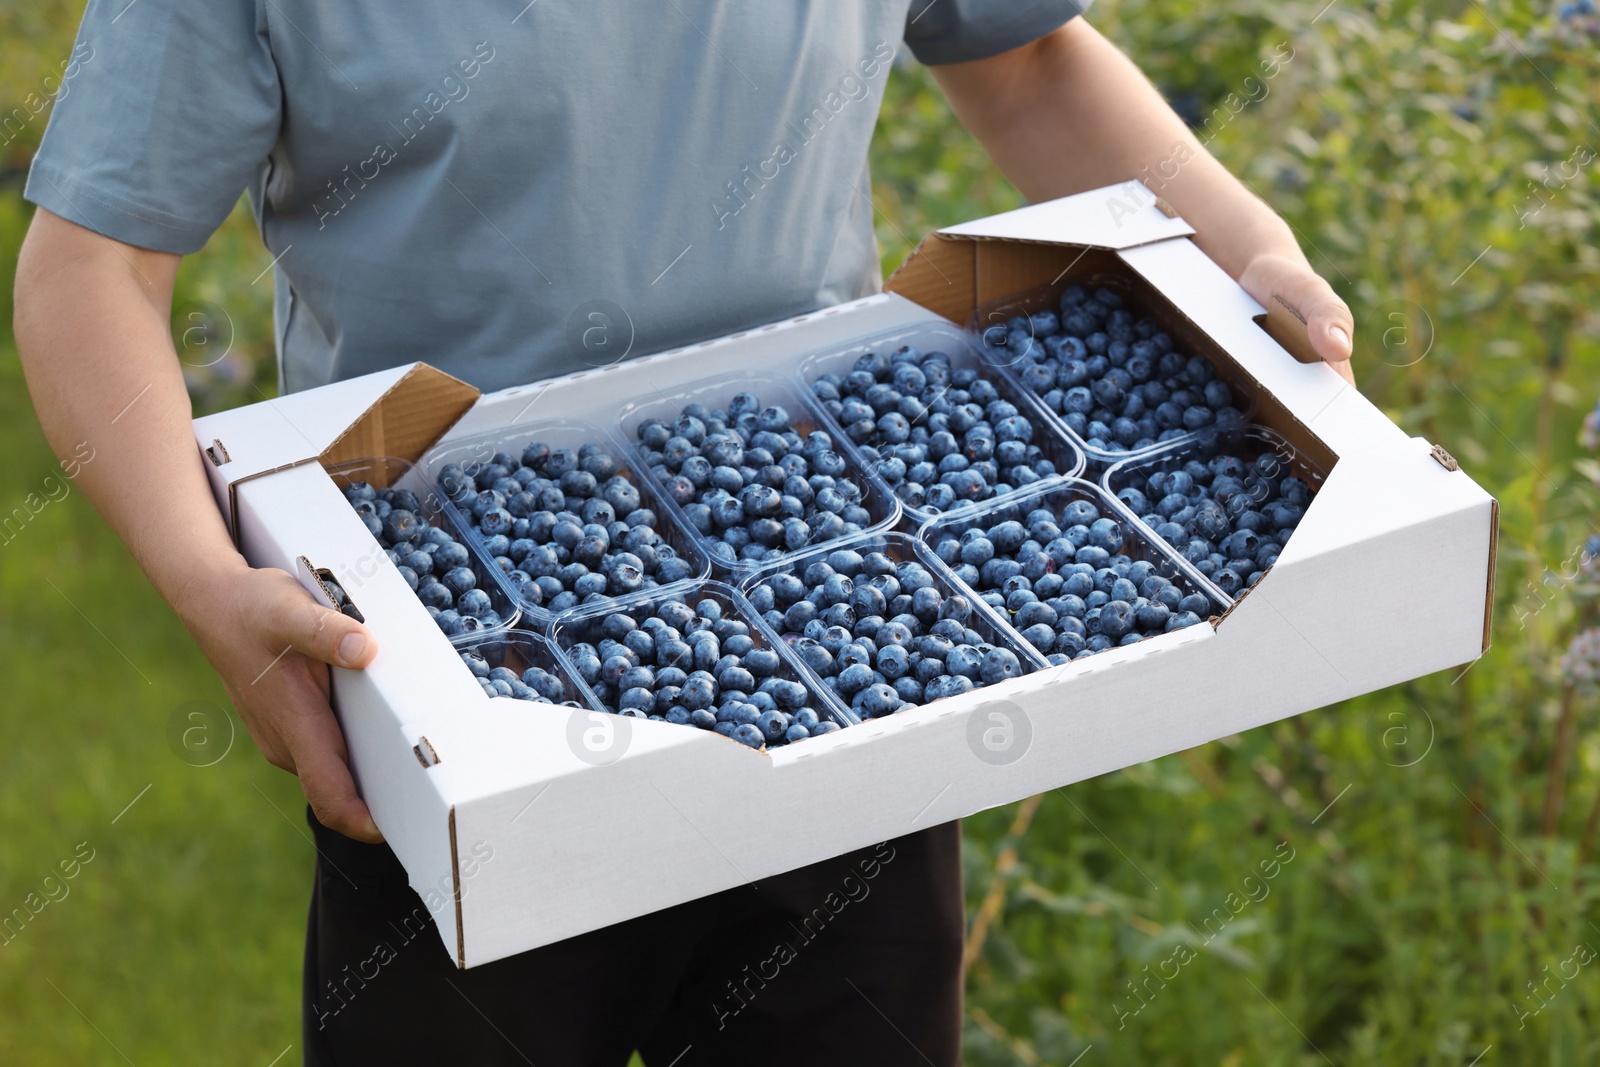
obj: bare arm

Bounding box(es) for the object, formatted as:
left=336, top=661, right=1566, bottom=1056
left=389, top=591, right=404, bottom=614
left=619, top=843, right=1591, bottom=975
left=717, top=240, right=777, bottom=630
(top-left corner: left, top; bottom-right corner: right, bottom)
left=930, top=19, right=1355, bottom=381
left=14, top=208, right=383, bottom=841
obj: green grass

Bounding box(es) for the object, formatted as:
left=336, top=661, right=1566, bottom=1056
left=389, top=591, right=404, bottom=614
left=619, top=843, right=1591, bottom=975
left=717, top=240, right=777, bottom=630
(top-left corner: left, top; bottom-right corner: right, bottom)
left=0, top=340, right=311, bottom=1062
left=3, top=0, right=1600, bottom=1063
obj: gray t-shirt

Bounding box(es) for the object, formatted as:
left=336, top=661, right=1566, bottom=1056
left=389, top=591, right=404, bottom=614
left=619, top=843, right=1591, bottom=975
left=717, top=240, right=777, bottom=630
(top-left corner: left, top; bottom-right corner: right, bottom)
left=28, top=0, right=1085, bottom=393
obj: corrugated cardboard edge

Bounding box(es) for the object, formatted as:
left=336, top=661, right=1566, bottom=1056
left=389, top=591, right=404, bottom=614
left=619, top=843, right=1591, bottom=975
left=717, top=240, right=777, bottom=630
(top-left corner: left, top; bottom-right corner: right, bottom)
left=883, top=233, right=977, bottom=323
left=320, top=363, right=480, bottom=470
left=449, top=806, right=465, bottom=969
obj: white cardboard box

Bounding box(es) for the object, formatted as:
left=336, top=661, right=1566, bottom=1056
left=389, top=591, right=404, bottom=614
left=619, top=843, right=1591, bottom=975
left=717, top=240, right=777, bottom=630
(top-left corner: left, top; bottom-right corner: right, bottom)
left=192, top=183, right=1496, bottom=968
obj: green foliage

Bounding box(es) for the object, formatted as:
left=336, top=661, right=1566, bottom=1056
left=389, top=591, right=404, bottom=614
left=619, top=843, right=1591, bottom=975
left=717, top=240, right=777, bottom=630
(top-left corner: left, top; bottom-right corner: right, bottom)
left=872, top=1, right=1600, bottom=1063
left=1, top=0, right=1597, bottom=1062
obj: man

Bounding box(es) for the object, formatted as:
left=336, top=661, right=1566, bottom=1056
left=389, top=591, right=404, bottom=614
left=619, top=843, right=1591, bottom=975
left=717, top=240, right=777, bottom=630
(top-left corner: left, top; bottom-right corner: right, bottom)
left=14, top=1, right=1354, bottom=1063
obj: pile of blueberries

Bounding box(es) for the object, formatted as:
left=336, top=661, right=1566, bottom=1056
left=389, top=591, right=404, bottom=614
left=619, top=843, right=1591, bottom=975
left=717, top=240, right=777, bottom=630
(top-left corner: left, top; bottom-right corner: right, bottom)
left=749, top=546, right=1028, bottom=718
left=632, top=394, right=877, bottom=568
left=1113, top=446, right=1313, bottom=596
left=459, top=649, right=577, bottom=705
left=343, top=481, right=506, bottom=637
left=928, top=498, right=1211, bottom=665
left=436, top=441, right=697, bottom=616
left=980, top=284, right=1246, bottom=454
left=562, top=595, right=838, bottom=750
left=810, top=345, right=1066, bottom=515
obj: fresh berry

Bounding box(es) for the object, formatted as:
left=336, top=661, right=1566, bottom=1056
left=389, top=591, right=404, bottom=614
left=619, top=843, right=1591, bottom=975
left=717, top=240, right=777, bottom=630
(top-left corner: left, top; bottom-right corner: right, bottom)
left=1112, top=435, right=1316, bottom=594
left=343, top=479, right=505, bottom=637
left=559, top=591, right=840, bottom=748
left=633, top=393, right=880, bottom=568
left=928, top=493, right=1210, bottom=665
left=809, top=344, right=1066, bottom=515
left=978, top=284, right=1246, bottom=454
left=436, top=440, right=698, bottom=617
left=746, top=541, right=1033, bottom=716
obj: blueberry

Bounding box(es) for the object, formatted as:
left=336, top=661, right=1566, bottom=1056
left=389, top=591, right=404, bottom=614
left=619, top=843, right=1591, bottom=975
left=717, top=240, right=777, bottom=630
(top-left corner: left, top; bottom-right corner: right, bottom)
left=854, top=683, right=901, bottom=718
left=457, top=651, right=490, bottom=679
left=876, top=643, right=911, bottom=679
left=639, top=395, right=882, bottom=562
left=756, top=709, right=789, bottom=742
left=457, top=588, right=493, bottom=618
left=837, top=662, right=875, bottom=696
left=945, top=645, right=982, bottom=679
left=978, top=647, right=1023, bottom=684
left=679, top=675, right=716, bottom=710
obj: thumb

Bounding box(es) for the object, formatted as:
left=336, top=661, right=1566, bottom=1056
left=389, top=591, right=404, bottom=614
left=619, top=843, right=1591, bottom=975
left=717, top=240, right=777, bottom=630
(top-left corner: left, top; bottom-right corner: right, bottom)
left=1240, top=254, right=1356, bottom=373
left=1300, top=282, right=1355, bottom=368
left=1273, top=268, right=1354, bottom=366
left=261, top=570, right=379, bottom=669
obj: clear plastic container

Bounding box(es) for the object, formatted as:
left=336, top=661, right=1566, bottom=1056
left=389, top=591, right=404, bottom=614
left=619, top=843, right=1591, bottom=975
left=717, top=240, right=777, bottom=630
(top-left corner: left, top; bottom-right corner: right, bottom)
left=324, top=456, right=519, bottom=637
left=421, top=419, right=712, bottom=631
left=615, top=371, right=901, bottom=578
left=738, top=531, right=1048, bottom=711
left=548, top=579, right=859, bottom=745
left=796, top=320, right=1086, bottom=527
left=1101, top=424, right=1329, bottom=605
left=967, top=274, right=1259, bottom=469
left=916, top=477, right=1225, bottom=660
left=449, top=628, right=586, bottom=707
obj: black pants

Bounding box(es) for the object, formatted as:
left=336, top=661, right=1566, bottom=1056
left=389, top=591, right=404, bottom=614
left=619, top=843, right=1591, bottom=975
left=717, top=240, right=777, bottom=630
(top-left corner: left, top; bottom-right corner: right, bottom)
left=303, top=808, right=964, bottom=1065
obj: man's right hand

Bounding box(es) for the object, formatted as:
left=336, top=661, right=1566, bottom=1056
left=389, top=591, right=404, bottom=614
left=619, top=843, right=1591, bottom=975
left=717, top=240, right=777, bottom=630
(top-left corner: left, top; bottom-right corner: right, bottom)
left=15, top=208, right=382, bottom=844
left=183, top=564, right=383, bottom=842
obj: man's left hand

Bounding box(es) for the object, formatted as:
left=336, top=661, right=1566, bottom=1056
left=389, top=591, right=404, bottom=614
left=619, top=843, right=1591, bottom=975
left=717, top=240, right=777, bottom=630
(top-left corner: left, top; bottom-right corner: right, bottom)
left=1238, top=253, right=1357, bottom=385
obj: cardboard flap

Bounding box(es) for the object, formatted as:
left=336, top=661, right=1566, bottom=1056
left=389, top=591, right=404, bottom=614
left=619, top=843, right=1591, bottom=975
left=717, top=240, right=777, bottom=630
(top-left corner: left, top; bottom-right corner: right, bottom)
left=938, top=182, right=1196, bottom=249
left=191, top=362, right=479, bottom=542
left=885, top=237, right=1128, bottom=328
left=885, top=182, right=1195, bottom=324
left=320, top=363, right=479, bottom=469
left=884, top=233, right=979, bottom=324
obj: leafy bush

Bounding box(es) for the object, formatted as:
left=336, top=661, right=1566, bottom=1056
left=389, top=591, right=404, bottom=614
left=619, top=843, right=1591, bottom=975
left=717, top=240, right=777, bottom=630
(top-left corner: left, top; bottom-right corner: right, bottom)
left=2, top=0, right=1597, bottom=1061
left=870, top=1, right=1600, bottom=1062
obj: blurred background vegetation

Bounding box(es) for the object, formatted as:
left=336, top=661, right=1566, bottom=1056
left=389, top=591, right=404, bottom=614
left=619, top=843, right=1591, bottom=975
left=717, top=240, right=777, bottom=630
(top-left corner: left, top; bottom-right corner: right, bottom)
left=2, top=0, right=1598, bottom=1063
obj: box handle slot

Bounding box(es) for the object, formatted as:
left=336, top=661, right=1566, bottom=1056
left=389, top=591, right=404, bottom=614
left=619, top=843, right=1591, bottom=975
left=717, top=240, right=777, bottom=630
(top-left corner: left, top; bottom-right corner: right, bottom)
left=205, top=439, right=231, bottom=466
left=1255, top=294, right=1322, bottom=366
left=297, top=555, right=366, bottom=623
left=1429, top=443, right=1461, bottom=472
left=413, top=737, right=441, bottom=768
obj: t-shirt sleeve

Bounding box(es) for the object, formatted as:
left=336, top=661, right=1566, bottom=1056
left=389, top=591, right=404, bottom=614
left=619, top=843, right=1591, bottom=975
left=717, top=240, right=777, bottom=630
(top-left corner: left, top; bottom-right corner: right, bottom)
left=903, top=0, right=1091, bottom=66
left=24, top=0, right=281, bottom=255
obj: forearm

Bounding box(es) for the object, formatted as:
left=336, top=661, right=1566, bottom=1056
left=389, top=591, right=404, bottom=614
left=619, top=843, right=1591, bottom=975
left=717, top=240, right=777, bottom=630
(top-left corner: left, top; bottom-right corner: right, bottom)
left=14, top=210, right=249, bottom=630
left=930, top=19, right=1305, bottom=280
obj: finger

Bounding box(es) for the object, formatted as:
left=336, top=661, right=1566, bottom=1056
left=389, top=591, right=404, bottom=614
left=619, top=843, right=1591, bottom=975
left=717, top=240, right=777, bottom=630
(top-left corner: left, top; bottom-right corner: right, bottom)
left=220, top=682, right=299, bottom=772
left=259, top=569, right=378, bottom=669
left=1275, top=268, right=1354, bottom=366
left=1303, top=290, right=1355, bottom=367
left=285, top=709, right=384, bottom=843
